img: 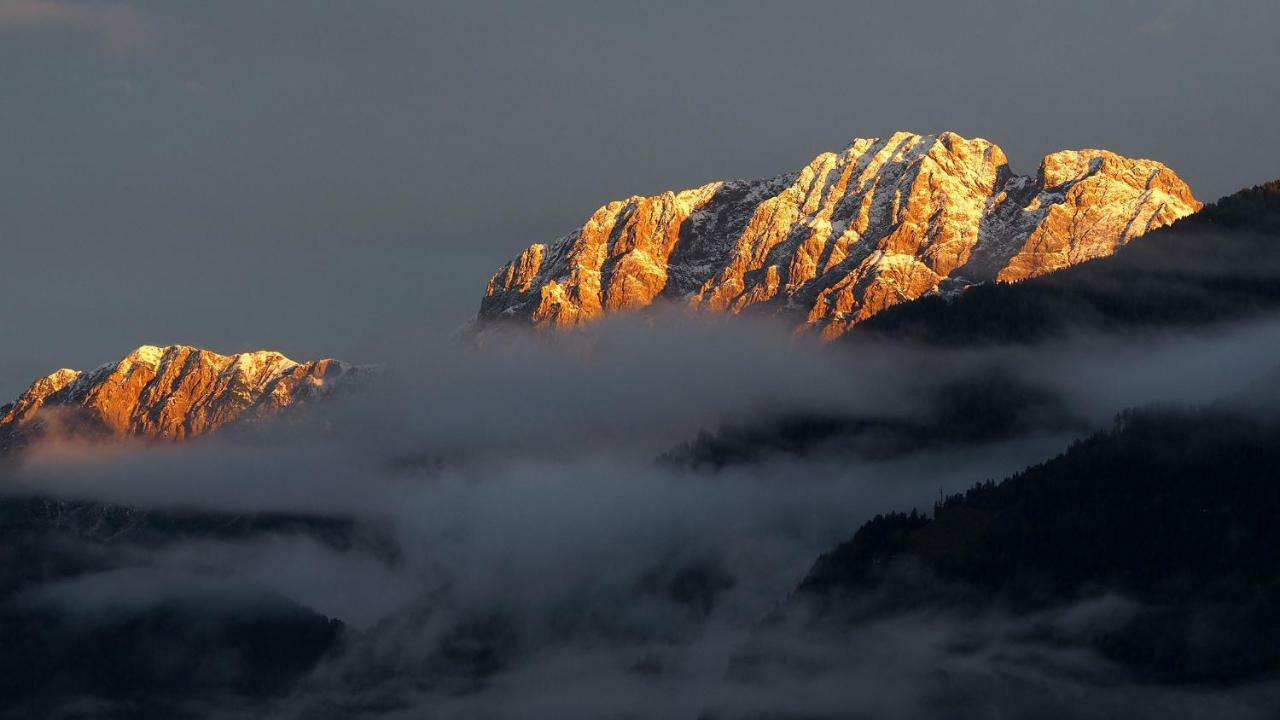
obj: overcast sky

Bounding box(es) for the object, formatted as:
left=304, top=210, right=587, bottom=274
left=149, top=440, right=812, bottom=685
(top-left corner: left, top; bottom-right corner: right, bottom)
left=2, top=0, right=1278, bottom=399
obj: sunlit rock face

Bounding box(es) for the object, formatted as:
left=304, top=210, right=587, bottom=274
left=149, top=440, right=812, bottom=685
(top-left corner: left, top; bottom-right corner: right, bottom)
left=0, top=345, right=357, bottom=445
left=479, top=131, right=1200, bottom=339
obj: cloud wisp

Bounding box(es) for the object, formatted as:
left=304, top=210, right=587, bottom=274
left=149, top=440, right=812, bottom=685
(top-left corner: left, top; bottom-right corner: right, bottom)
left=0, top=0, right=149, bottom=52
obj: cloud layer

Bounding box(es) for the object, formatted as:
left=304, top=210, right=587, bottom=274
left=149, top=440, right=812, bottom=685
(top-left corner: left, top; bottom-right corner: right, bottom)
left=5, top=312, right=1280, bottom=716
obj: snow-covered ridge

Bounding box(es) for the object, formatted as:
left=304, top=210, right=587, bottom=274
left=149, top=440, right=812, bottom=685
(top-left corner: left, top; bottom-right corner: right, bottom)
left=0, top=344, right=361, bottom=444
left=479, top=130, right=1201, bottom=339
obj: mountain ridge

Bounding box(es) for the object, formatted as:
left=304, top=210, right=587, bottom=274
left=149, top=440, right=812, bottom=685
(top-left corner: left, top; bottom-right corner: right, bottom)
left=0, top=344, right=359, bottom=449
left=479, top=130, right=1200, bottom=338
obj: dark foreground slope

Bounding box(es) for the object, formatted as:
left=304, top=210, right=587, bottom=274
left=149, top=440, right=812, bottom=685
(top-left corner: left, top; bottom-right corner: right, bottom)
left=794, top=384, right=1280, bottom=686
left=853, top=180, right=1280, bottom=345
left=0, top=498, right=388, bottom=718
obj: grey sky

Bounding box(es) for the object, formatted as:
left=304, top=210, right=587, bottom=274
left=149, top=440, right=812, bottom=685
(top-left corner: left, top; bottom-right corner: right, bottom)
left=2, top=0, right=1278, bottom=399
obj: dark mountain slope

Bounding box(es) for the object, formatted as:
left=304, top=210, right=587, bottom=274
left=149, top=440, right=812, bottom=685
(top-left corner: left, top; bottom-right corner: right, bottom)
left=662, top=368, right=1075, bottom=468
left=851, top=180, right=1280, bottom=345
left=795, top=388, right=1280, bottom=685
left=0, top=497, right=395, bottom=715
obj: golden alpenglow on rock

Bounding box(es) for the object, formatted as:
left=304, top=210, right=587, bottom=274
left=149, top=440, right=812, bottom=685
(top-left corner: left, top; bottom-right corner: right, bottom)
left=479, top=131, right=1201, bottom=339
left=0, top=345, right=358, bottom=446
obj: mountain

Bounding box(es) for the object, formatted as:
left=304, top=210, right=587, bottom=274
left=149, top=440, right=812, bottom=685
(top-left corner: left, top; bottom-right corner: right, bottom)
left=479, top=131, right=1199, bottom=338
left=790, top=383, right=1280, bottom=686
left=0, top=344, right=359, bottom=450
left=853, top=179, right=1280, bottom=345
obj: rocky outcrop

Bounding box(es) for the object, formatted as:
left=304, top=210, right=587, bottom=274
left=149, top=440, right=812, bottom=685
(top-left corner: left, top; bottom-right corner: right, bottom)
left=479, top=131, right=1201, bottom=339
left=0, top=345, right=358, bottom=447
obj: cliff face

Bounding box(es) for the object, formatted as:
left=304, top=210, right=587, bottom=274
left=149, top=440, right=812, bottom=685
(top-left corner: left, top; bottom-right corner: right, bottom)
left=0, top=345, right=357, bottom=446
left=479, top=131, right=1201, bottom=339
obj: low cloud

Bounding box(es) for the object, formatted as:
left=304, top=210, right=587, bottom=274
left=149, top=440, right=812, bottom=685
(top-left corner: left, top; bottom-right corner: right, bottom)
left=5, top=312, right=1280, bottom=717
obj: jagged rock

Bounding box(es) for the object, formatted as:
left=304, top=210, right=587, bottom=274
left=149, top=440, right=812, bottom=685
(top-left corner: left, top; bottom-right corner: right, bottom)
left=479, top=131, right=1200, bottom=339
left=0, top=344, right=359, bottom=446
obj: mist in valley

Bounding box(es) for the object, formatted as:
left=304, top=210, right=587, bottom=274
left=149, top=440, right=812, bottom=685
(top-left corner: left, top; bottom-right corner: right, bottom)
left=4, top=311, right=1280, bottom=718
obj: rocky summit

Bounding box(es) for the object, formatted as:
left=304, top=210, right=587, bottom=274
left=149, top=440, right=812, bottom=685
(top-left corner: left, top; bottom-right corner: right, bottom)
left=479, top=131, right=1200, bottom=339
left=0, top=345, right=357, bottom=447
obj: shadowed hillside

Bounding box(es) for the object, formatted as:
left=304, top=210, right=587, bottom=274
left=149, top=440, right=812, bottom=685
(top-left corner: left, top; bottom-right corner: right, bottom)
left=852, top=180, right=1280, bottom=345
left=795, top=380, right=1280, bottom=685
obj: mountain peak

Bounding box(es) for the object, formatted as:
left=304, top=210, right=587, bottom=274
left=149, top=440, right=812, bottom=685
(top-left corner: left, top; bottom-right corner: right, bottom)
left=478, top=130, right=1200, bottom=339
left=122, top=343, right=170, bottom=365
left=0, top=345, right=358, bottom=448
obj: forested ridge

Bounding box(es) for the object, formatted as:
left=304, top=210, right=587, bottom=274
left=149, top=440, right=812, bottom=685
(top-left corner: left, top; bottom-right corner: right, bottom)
left=798, top=395, right=1280, bottom=683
